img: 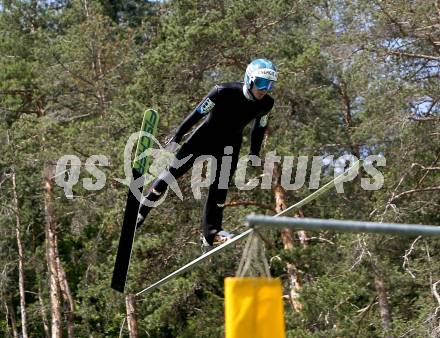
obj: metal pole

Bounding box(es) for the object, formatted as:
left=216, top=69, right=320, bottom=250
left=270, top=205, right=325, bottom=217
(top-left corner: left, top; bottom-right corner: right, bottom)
left=246, top=216, right=440, bottom=237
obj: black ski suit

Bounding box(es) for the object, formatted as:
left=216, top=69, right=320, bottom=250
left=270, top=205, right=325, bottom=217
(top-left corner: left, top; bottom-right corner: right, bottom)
left=139, top=81, right=274, bottom=245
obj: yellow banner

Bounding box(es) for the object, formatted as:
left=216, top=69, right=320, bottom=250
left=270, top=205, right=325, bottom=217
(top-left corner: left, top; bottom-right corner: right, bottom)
left=224, top=277, right=285, bottom=338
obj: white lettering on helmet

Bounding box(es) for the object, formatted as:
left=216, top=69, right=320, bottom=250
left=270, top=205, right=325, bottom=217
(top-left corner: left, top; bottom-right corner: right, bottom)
left=253, top=68, right=277, bottom=81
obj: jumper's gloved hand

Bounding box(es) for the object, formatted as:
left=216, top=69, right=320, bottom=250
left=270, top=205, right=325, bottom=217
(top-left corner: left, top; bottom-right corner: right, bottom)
left=246, top=155, right=262, bottom=179
left=234, top=154, right=262, bottom=189
left=136, top=213, right=145, bottom=228
left=148, top=136, right=180, bottom=178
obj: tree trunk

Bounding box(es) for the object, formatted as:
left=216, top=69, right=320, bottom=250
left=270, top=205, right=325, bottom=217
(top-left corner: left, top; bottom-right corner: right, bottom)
left=125, top=294, right=139, bottom=338
left=2, top=301, right=9, bottom=337
left=296, top=210, right=308, bottom=248
left=38, top=283, right=51, bottom=338
left=55, top=250, right=75, bottom=338
left=374, top=272, right=392, bottom=335
left=43, top=164, right=62, bottom=338
left=335, top=80, right=360, bottom=159
left=6, top=301, right=18, bottom=338
left=2, top=295, right=18, bottom=338
left=272, top=162, right=303, bottom=312
left=84, top=2, right=108, bottom=118
left=11, top=171, right=28, bottom=338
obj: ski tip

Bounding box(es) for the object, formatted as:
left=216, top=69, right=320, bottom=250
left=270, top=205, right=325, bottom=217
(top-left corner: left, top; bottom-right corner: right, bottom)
left=111, top=279, right=126, bottom=293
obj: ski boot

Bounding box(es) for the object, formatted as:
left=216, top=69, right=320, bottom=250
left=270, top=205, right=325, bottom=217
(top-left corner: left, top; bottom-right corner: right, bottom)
left=200, top=230, right=235, bottom=253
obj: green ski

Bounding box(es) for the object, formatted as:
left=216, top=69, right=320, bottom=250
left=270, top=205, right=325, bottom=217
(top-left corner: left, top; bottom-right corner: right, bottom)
left=111, top=109, right=159, bottom=293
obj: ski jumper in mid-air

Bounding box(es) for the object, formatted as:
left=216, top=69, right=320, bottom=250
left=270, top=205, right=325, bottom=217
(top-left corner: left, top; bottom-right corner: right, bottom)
left=136, top=58, right=278, bottom=247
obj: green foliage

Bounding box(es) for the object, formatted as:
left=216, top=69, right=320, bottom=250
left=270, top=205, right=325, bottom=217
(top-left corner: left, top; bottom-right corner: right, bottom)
left=1, top=0, right=439, bottom=337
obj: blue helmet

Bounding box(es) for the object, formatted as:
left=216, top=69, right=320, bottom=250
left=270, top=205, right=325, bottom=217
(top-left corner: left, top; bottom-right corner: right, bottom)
left=244, top=58, right=278, bottom=91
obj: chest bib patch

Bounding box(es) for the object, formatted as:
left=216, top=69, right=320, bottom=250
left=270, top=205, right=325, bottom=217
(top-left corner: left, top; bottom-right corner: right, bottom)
left=259, top=114, right=269, bottom=127
left=197, top=97, right=215, bottom=115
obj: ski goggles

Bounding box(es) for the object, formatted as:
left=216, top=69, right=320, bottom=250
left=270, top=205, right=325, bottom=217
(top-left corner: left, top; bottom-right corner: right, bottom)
left=253, top=77, right=274, bottom=91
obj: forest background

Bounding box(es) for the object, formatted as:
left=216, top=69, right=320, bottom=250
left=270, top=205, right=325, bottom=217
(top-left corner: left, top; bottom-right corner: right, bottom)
left=1, top=0, right=439, bottom=337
